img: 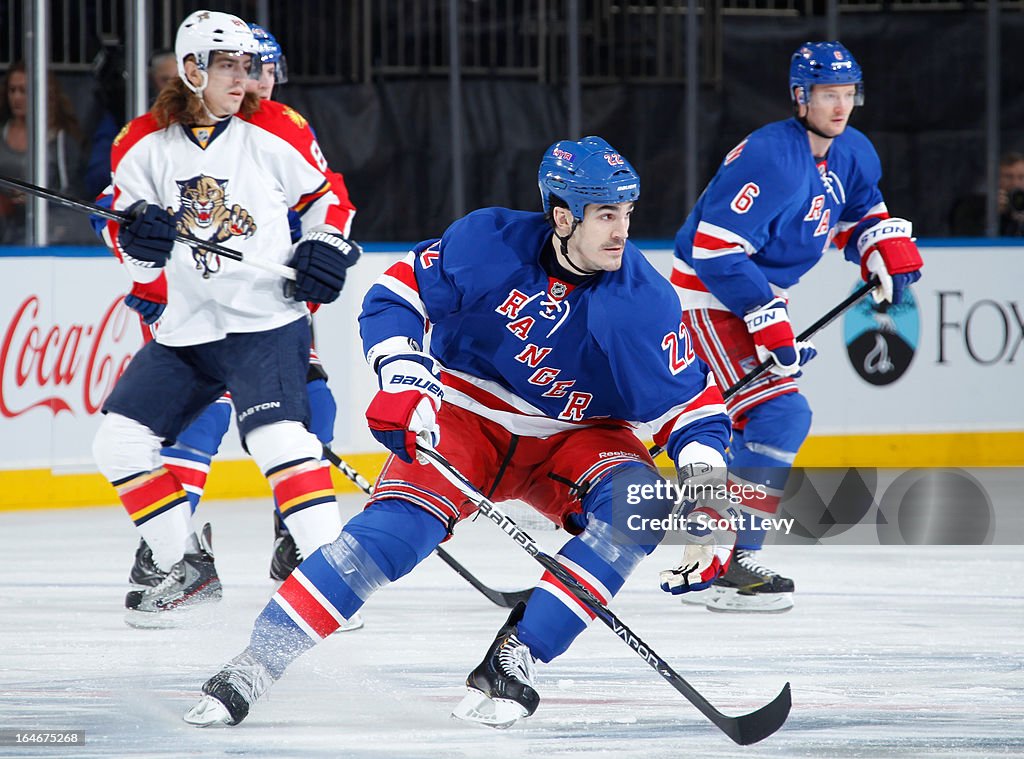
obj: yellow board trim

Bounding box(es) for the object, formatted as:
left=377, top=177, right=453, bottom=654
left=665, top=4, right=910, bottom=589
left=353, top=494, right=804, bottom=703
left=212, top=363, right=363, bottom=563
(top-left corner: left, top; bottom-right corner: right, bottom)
left=0, top=453, right=387, bottom=512
left=2, top=433, right=1022, bottom=512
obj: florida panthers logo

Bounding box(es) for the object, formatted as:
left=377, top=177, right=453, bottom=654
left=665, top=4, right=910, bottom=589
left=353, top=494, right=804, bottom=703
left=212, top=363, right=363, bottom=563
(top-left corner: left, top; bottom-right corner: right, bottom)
left=172, top=175, right=256, bottom=277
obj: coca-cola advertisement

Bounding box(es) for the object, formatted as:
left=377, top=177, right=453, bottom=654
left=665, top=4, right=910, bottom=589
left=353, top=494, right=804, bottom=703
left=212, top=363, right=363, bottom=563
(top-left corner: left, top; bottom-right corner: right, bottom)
left=0, top=257, right=142, bottom=470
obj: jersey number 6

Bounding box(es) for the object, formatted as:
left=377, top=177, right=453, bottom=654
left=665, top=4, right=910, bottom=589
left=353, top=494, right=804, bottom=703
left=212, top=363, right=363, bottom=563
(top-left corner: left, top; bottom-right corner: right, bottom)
left=729, top=182, right=760, bottom=214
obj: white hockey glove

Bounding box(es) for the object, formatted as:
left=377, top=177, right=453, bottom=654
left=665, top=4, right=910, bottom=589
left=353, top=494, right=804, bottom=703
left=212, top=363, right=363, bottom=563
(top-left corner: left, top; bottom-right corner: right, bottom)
left=659, top=442, right=737, bottom=595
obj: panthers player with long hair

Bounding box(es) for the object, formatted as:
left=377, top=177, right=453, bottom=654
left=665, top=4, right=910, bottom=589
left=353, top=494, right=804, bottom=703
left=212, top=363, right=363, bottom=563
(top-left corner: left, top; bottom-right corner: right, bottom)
left=669, top=42, right=924, bottom=612
left=92, top=10, right=361, bottom=627
left=101, top=23, right=360, bottom=616
left=182, top=137, right=734, bottom=729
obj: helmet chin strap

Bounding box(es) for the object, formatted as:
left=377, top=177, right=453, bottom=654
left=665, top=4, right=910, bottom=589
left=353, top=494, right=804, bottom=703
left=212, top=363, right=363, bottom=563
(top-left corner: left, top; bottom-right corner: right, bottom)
left=554, top=219, right=598, bottom=276
left=183, top=69, right=232, bottom=124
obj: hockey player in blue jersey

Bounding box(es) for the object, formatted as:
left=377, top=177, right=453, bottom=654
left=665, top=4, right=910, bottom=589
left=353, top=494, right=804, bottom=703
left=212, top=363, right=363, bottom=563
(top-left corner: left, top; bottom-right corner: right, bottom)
left=670, top=42, right=923, bottom=612
left=184, top=136, right=735, bottom=729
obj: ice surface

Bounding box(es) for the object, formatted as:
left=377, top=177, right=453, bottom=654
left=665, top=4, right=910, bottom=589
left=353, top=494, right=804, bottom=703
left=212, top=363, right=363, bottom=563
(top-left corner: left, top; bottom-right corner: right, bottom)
left=1, top=496, right=1022, bottom=758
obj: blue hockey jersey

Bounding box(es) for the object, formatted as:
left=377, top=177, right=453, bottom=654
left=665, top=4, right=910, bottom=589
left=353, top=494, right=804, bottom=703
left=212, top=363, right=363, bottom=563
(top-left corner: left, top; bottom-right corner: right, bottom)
left=360, top=208, right=730, bottom=461
left=673, top=117, right=887, bottom=316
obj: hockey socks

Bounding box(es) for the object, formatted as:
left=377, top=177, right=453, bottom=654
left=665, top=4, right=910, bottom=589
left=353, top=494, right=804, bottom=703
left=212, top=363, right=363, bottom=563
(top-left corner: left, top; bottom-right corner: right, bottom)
left=162, top=444, right=212, bottom=513
left=266, top=460, right=343, bottom=559
left=114, top=468, right=192, bottom=571
left=248, top=500, right=446, bottom=678
left=518, top=530, right=632, bottom=662
left=517, top=471, right=654, bottom=663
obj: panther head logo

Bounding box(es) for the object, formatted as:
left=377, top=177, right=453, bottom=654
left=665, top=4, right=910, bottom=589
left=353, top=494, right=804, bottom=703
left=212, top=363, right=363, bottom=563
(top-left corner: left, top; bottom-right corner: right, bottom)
left=177, top=175, right=229, bottom=230
left=170, top=174, right=257, bottom=278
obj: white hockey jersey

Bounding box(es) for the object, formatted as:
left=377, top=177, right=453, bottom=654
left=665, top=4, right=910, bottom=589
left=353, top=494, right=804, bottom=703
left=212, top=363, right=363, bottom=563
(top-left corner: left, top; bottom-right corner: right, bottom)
left=109, top=102, right=350, bottom=346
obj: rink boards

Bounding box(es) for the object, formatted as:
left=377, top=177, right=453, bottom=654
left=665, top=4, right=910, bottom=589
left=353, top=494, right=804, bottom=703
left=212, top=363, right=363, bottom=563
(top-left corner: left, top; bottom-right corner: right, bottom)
left=0, top=240, right=1021, bottom=509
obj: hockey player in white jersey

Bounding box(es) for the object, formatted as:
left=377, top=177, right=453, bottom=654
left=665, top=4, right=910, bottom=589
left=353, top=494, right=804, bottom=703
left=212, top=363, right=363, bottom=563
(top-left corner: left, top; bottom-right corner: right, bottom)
left=91, top=10, right=361, bottom=627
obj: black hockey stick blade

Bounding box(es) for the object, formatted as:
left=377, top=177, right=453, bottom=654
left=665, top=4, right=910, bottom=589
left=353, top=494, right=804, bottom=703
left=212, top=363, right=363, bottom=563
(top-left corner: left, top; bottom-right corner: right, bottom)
left=720, top=681, right=791, bottom=745
left=433, top=546, right=532, bottom=608
left=319, top=444, right=533, bottom=609
left=561, top=559, right=790, bottom=744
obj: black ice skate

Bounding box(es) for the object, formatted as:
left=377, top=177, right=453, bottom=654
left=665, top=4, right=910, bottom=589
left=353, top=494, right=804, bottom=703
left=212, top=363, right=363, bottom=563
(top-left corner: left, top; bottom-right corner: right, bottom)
left=124, top=523, right=222, bottom=628
left=268, top=514, right=301, bottom=582
left=183, top=650, right=276, bottom=727
left=128, top=538, right=167, bottom=587
left=452, top=601, right=540, bottom=729
left=682, top=549, right=794, bottom=613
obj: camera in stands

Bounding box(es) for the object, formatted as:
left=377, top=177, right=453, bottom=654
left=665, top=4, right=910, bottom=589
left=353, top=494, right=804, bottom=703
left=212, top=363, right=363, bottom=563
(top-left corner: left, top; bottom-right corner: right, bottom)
left=1009, top=188, right=1024, bottom=213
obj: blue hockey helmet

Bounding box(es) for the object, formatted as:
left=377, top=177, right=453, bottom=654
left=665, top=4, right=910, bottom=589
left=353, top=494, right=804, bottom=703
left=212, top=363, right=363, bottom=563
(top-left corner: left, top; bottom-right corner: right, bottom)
left=789, top=42, right=863, bottom=106
left=249, top=22, right=288, bottom=83
left=538, top=136, right=640, bottom=221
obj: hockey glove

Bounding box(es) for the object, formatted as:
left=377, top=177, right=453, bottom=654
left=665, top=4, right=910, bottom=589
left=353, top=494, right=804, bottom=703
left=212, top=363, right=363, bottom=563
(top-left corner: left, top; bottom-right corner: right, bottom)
left=857, top=218, right=923, bottom=305
left=123, top=278, right=168, bottom=325
left=287, top=229, right=362, bottom=305
left=118, top=201, right=176, bottom=268
left=744, top=297, right=816, bottom=377
left=660, top=441, right=735, bottom=594
left=365, top=353, right=443, bottom=464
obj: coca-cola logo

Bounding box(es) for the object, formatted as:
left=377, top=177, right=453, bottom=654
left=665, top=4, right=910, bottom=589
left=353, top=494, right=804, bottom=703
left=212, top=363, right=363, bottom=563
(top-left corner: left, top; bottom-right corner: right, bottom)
left=0, top=295, right=138, bottom=418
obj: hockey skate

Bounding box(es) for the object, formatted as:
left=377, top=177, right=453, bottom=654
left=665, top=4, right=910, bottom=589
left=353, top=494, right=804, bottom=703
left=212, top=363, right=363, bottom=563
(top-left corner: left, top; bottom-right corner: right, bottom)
left=183, top=650, right=275, bottom=727
left=124, top=523, right=222, bottom=628
left=128, top=538, right=167, bottom=587
left=452, top=601, right=539, bottom=729
left=681, top=549, right=794, bottom=613
left=268, top=514, right=300, bottom=582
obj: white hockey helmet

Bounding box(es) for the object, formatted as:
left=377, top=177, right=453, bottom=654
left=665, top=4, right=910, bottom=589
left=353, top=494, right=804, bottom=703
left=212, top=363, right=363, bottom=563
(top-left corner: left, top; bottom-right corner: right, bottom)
left=175, top=10, right=259, bottom=94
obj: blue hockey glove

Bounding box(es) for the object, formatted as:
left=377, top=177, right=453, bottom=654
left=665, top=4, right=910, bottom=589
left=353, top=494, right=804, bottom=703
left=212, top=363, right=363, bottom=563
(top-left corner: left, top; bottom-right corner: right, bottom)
left=124, top=293, right=165, bottom=325
left=118, top=201, right=176, bottom=268
left=287, top=230, right=362, bottom=305
left=121, top=279, right=168, bottom=326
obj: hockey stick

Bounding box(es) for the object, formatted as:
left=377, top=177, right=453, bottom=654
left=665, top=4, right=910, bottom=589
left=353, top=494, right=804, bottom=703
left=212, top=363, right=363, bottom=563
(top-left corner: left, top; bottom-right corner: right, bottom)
left=0, top=174, right=296, bottom=280
left=319, top=444, right=532, bottom=609
left=650, top=277, right=879, bottom=459
left=416, top=443, right=791, bottom=745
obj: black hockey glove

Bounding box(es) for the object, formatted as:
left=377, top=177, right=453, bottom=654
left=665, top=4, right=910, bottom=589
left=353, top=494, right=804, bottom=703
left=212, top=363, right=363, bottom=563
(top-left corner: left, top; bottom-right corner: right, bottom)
left=287, top=230, right=362, bottom=304
left=118, top=201, right=176, bottom=268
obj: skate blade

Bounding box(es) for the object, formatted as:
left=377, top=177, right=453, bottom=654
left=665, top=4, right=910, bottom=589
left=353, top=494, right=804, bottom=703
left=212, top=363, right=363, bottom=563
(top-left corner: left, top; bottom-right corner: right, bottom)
left=451, top=688, right=527, bottom=729
left=705, top=589, right=794, bottom=613
left=678, top=587, right=724, bottom=607
left=183, top=695, right=235, bottom=727
left=332, top=613, right=365, bottom=634
left=123, top=598, right=221, bottom=629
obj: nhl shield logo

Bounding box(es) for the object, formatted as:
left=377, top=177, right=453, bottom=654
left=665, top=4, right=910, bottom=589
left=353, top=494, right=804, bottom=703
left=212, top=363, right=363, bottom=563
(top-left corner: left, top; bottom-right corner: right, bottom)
left=550, top=281, right=568, bottom=300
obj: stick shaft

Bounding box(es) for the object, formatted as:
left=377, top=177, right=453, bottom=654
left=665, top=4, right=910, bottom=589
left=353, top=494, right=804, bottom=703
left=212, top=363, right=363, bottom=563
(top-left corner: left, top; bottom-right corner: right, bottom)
left=0, top=174, right=295, bottom=280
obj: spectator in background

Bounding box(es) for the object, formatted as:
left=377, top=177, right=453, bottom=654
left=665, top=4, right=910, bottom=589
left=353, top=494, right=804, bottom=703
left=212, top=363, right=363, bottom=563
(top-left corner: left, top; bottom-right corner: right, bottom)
left=949, top=151, right=1024, bottom=237
left=0, top=61, right=86, bottom=244
left=84, top=49, right=177, bottom=198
